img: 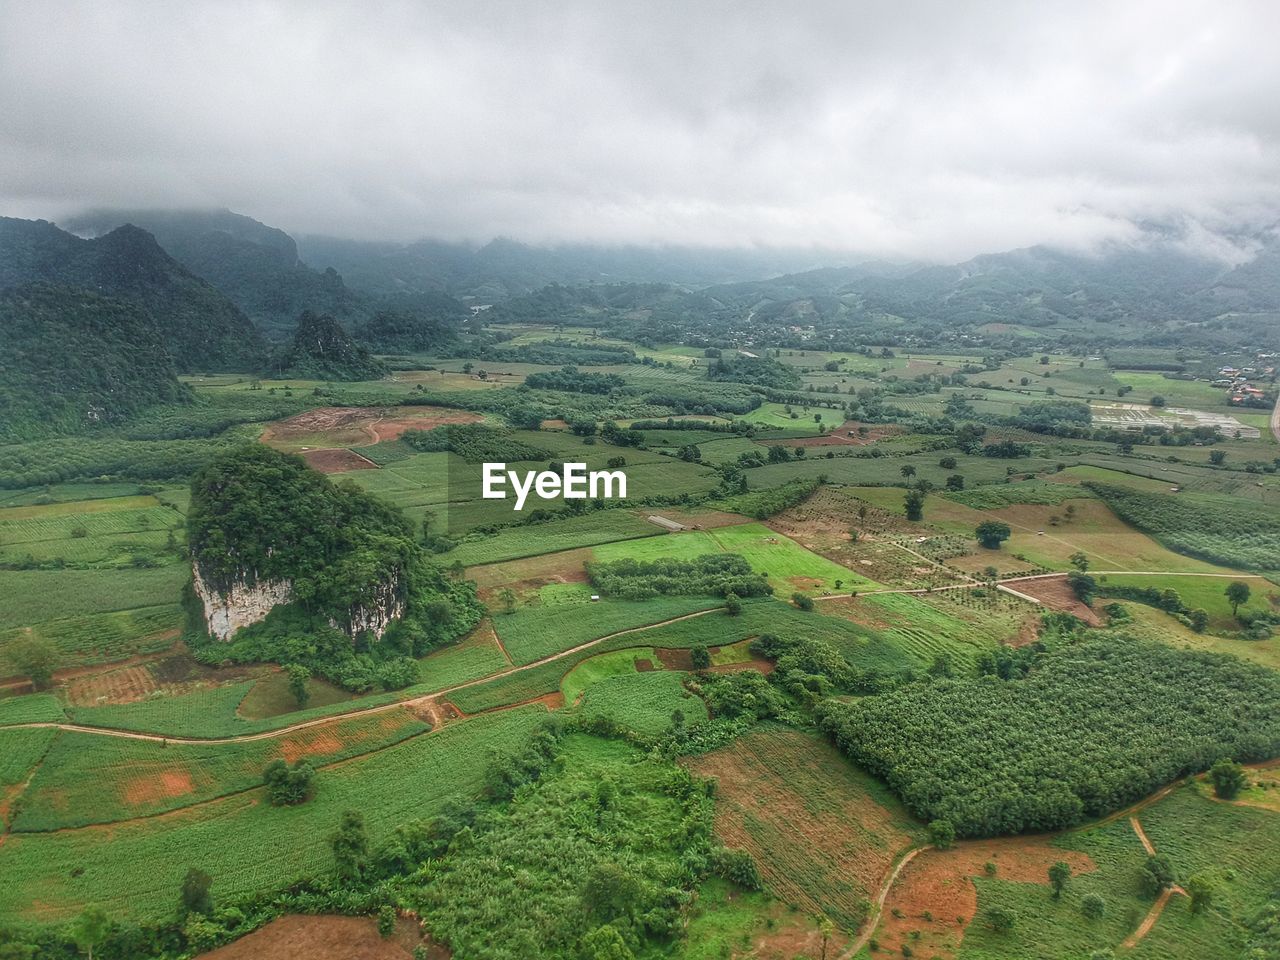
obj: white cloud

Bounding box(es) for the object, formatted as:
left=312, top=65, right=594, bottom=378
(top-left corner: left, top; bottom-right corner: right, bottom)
left=1, top=0, right=1278, bottom=260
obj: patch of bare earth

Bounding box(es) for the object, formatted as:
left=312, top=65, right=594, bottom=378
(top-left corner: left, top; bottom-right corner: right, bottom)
left=121, top=769, right=196, bottom=806
left=65, top=665, right=159, bottom=706
left=302, top=448, right=380, bottom=474
left=684, top=728, right=916, bottom=933
left=467, top=548, right=593, bottom=593
left=782, top=421, right=903, bottom=447
left=262, top=405, right=482, bottom=454
left=874, top=838, right=1096, bottom=959
left=1011, top=575, right=1102, bottom=625
left=197, top=914, right=432, bottom=960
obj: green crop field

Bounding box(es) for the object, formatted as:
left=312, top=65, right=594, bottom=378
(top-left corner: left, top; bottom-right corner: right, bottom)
left=0, top=706, right=549, bottom=923
left=453, top=510, right=661, bottom=566
left=578, top=671, right=704, bottom=734
left=492, top=595, right=720, bottom=665
left=12, top=709, right=430, bottom=831
left=592, top=521, right=880, bottom=593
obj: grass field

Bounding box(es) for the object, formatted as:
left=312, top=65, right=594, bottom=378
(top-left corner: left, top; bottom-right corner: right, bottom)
left=492, top=595, right=721, bottom=665
left=1099, top=572, right=1277, bottom=628
left=592, top=521, right=881, bottom=593
left=559, top=648, right=657, bottom=705
left=578, top=671, right=704, bottom=735
left=453, top=511, right=661, bottom=567
left=0, top=706, right=550, bottom=923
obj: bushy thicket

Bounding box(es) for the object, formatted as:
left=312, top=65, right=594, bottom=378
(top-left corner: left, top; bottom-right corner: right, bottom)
left=714, top=476, right=822, bottom=519
left=524, top=366, right=625, bottom=394
left=400, top=423, right=549, bottom=463
left=1087, top=482, right=1280, bottom=570
left=706, top=355, right=801, bottom=389
left=817, top=639, right=1280, bottom=837
left=586, top=554, right=772, bottom=599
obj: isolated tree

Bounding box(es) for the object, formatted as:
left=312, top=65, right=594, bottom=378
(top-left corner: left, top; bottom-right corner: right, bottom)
left=264, top=759, right=315, bottom=805
left=178, top=867, right=214, bottom=918
left=1186, top=874, right=1215, bottom=913
left=498, top=588, right=517, bottom=615
left=1139, top=855, right=1175, bottom=898
left=71, top=906, right=109, bottom=960
left=939, top=456, right=957, bottom=469
left=1208, top=758, right=1246, bottom=799
left=1048, top=861, right=1071, bottom=899
left=900, top=465, right=917, bottom=479
left=331, top=809, right=369, bottom=881
left=1081, top=893, right=1106, bottom=920
left=1225, top=581, right=1251, bottom=617
left=420, top=509, right=437, bottom=536
left=6, top=637, right=57, bottom=690
left=904, top=489, right=925, bottom=522
left=975, top=521, right=1012, bottom=549
left=690, top=645, right=711, bottom=669
left=1150, top=395, right=1166, bottom=407
left=928, top=819, right=955, bottom=850
left=1188, top=608, right=1210, bottom=633
left=1209, top=450, right=1227, bottom=465
left=377, top=904, right=397, bottom=938
left=945, top=474, right=965, bottom=491
left=724, top=591, right=742, bottom=616
left=1069, top=552, right=1089, bottom=572
left=987, top=906, right=1017, bottom=933
left=285, top=663, right=310, bottom=708
left=792, top=592, right=814, bottom=611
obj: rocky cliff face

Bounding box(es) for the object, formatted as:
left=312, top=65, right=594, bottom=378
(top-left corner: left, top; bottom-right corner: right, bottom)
left=192, top=564, right=294, bottom=642
left=193, top=563, right=404, bottom=642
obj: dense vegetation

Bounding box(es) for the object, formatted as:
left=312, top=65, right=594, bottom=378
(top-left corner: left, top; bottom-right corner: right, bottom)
left=400, top=423, right=549, bottom=462
left=275, top=311, right=387, bottom=380
left=587, top=554, right=773, bottom=599
left=0, top=216, right=264, bottom=370
left=1087, top=482, right=1280, bottom=570
left=818, top=639, right=1280, bottom=837
left=0, top=285, right=189, bottom=442
left=523, top=366, right=625, bottom=393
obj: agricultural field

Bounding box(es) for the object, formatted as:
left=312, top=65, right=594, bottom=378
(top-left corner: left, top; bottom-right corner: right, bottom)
left=4, top=269, right=1280, bottom=960
left=686, top=727, right=923, bottom=932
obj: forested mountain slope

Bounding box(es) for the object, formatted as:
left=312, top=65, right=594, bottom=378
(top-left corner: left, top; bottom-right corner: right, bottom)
left=0, top=217, right=264, bottom=370
left=66, top=208, right=371, bottom=336
left=0, top=284, right=189, bottom=442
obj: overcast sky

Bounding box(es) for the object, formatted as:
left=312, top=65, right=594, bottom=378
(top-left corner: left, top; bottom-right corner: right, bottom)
left=2, top=0, right=1278, bottom=260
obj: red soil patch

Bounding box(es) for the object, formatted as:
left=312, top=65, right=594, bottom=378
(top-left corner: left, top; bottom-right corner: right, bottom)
left=541, top=418, right=570, bottom=430
left=409, top=699, right=463, bottom=728
left=301, top=448, right=380, bottom=474
left=635, top=659, right=656, bottom=672
left=278, top=729, right=345, bottom=764
left=874, top=837, right=1096, bottom=958
left=262, top=405, right=481, bottom=451
left=655, top=647, right=693, bottom=670
left=65, top=665, right=159, bottom=706
left=783, top=421, right=903, bottom=447
left=1010, top=575, right=1102, bottom=625
left=197, top=914, right=428, bottom=960
left=121, top=769, right=196, bottom=806
left=467, top=548, right=592, bottom=593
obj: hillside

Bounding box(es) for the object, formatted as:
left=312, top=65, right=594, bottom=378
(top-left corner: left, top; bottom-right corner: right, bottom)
left=66, top=208, right=372, bottom=337
left=0, top=284, right=189, bottom=442
left=0, top=217, right=265, bottom=370
left=278, top=310, right=387, bottom=380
